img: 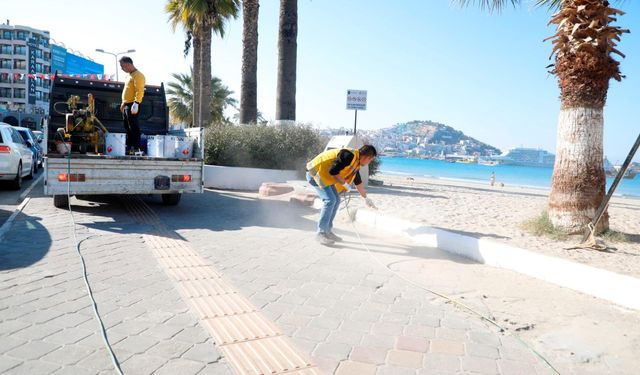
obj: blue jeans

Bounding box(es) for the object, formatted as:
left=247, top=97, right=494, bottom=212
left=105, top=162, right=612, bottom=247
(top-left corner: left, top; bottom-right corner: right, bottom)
left=307, top=172, right=340, bottom=234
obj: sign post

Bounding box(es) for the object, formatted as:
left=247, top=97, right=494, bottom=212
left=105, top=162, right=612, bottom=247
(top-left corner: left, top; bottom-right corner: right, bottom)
left=346, top=89, right=367, bottom=135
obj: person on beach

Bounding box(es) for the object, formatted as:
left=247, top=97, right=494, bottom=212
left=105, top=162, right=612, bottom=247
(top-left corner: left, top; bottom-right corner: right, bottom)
left=306, top=145, right=378, bottom=246
left=119, top=56, right=145, bottom=154
left=490, top=172, right=496, bottom=186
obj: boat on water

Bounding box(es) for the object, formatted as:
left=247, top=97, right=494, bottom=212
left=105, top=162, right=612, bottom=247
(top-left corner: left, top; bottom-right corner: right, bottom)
left=604, top=157, right=637, bottom=179
left=477, top=157, right=499, bottom=166
left=493, top=147, right=555, bottom=168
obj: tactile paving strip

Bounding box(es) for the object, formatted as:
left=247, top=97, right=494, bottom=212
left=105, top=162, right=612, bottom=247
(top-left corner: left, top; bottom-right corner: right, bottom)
left=122, top=196, right=322, bottom=375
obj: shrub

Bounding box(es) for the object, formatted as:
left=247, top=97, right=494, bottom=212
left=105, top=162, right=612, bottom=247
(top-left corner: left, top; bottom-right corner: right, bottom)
left=204, top=123, right=327, bottom=174
left=520, top=211, right=569, bottom=240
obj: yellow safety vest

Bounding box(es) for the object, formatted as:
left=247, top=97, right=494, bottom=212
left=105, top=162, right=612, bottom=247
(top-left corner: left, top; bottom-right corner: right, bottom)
left=307, top=148, right=360, bottom=193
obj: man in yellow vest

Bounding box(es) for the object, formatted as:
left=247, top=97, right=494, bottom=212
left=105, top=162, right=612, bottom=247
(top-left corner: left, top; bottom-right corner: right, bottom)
left=119, top=56, right=145, bottom=154
left=306, top=145, right=377, bottom=246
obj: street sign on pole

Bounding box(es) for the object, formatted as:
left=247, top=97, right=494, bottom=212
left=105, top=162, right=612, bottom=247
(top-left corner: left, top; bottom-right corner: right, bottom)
left=346, top=90, right=367, bottom=110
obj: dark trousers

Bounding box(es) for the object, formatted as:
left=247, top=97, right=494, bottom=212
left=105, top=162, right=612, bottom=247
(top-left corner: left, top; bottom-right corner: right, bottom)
left=122, top=103, right=140, bottom=151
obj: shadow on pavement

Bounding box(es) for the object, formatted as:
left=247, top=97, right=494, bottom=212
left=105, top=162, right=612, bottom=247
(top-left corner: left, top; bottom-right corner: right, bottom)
left=148, top=190, right=318, bottom=233
left=0, top=211, right=51, bottom=271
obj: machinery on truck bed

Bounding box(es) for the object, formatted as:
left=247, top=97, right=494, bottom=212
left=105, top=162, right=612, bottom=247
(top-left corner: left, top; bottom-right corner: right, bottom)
left=44, top=75, right=203, bottom=208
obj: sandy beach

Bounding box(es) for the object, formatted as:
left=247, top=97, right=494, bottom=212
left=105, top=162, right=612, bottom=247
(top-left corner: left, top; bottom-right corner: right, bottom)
left=363, top=173, right=640, bottom=279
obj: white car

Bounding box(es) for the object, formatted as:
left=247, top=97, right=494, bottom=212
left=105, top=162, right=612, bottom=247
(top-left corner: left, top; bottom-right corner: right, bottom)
left=0, top=123, right=35, bottom=189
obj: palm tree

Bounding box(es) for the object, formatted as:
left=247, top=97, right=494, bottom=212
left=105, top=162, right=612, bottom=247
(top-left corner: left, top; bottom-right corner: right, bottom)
left=460, top=0, right=629, bottom=233
left=240, top=0, right=259, bottom=124
left=166, top=70, right=238, bottom=126
left=276, top=0, right=297, bottom=123
left=166, top=0, right=240, bottom=127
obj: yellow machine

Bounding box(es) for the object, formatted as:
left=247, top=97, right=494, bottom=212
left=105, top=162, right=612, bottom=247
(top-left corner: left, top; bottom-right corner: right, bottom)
left=54, top=94, right=109, bottom=154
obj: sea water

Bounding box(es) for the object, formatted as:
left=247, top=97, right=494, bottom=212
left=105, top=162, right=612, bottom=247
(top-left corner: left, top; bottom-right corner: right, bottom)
left=378, top=156, right=640, bottom=198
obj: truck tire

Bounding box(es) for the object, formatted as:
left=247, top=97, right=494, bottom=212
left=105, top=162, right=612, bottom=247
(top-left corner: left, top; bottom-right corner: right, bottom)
left=53, top=194, right=69, bottom=209
left=162, top=193, right=181, bottom=206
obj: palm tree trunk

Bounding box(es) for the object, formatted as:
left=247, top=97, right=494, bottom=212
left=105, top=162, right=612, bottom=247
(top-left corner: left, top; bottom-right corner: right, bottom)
left=548, top=107, right=608, bottom=232
left=240, top=0, right=259, bottom=125
left=200, top=24, right=213, bottom=127
left=192, top=31, right=202, bottom=128
left=546, top=0, right=628, bottom=233
left=275, top=0, right=297, bottom=123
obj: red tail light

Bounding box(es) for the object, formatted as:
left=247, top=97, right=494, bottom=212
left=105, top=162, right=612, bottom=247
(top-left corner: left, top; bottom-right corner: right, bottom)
left=58, top=173, right=86, bottom=182
left=171, top=174, right=192, bottom=183
left=0, top=145, right=10, bottom=153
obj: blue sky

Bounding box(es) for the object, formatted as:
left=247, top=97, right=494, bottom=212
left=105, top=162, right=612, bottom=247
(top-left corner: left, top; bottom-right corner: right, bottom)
left=4, top=0, right=639, bottom=162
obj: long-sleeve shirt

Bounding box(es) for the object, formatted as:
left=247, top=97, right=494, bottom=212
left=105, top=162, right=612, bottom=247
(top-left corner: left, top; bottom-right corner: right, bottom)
left=122, top=70, right=145, bottom=103
left=329, top=149, right=362, bottom=185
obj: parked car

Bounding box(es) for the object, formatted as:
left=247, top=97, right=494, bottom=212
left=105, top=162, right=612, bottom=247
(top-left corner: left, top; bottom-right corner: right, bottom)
left=15, top=127, right=43, bottom=170
left=0, top=123, right=35, bottom=189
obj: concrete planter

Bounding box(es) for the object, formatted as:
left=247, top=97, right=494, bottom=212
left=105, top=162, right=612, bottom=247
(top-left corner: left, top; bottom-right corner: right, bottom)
left=203, top=165, right=299, bottom=191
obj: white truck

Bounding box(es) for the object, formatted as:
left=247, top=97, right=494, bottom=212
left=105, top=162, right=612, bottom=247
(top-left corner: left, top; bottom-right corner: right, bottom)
left=44, top=76, right=203, bottom=208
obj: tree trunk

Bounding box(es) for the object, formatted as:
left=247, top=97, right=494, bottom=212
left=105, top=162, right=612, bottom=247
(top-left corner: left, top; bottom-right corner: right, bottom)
left=200, top=24, right=213, bottom=127
left=192, top=32, right=202, bottom=128
left=548, top=107, right=608, bottom=233
left=275, top=0, right=297, bottom=123
left=240, top=0, right=259, bottom=125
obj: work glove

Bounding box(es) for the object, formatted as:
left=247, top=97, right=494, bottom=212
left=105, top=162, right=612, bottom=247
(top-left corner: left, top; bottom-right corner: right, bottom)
left=364, top=197, right=377, bottom=209
left=131, top=102, right=139, bottom=115
left=341, top=183, right=351, bottom=192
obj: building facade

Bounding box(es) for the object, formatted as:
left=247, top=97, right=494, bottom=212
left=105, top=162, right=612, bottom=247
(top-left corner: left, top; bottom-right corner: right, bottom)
left=0, top=22, right=51, bottom=127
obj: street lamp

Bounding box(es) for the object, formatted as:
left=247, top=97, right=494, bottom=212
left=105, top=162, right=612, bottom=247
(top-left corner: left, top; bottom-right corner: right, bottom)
left=95, top=48, right=136, bottom=82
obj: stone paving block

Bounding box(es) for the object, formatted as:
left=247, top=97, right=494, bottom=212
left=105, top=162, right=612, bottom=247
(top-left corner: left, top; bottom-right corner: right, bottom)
left=309, top=316, right=342, bottom=330
left=429, top=339, right=465, bottom=356
left=461, top=355, right=499, bottom=374
left=361, top=334, right=396, bottom=350
left=43, top=327, right=94, bottom=345
left=335, top=360, right=377, bottom=375
left=466, top=342, right=500, bottom=359
left=340, top=319, right=373, bottom=333
left=396, top=336, right=429, bottom=353
left=294, top=326, right=330, bottom=342
left=140, top=323, right=185, bottom=341
left=114, top=334, right=159, bottom=354
left=182, top=341, right=222, bottom=363
left=0, top=319, right=31, bottom=336
left=194, top=360, right=235, bottom=375
left=0, top=336, right=27, bottom=355
left=0, top=355, right=22, bottom=373
left=377, top=365, right=418, bottom=375
left=499, top=345, right=538, bottom=363
left=371, top=322, right=405, bottom=336
left=403, top=324, right=436, bottom=339
left=349, top=346, right=388, bottom=365
left=119, top=353, right=168, bottom=375
left=387, top=349, right=424, bottom=369
left=291, top=337, right=318, bottom=354
left=40, top=344, right=96, bottom=366
left=327, top=330, right=364, bottom=346
left=498, top=358, right=539, bottom=375
left=46, top=312, right=92, bottom=329
left=146, top=339, right=193, bottom=359
left=469, top=330, right=501, bottom=346
left=436, top=327, right=468, bottom=341
left=314, top=356, right=341, bottom=374
left=312, top=342, right=352, bottom=361
left=294, top=304, right=326, bottom=317
left=277, top=313, right=313, bottom=327
left=5, top=360, right=60, bottom=375
left=423, top=353, right=461, bottom=372
left=350, top=310, right=382, bottom=323
left=5, top=340, right=59, bottom=360
left=152, top=358, right=206, bottom=375
left=411, top=314, right=441, bottom=327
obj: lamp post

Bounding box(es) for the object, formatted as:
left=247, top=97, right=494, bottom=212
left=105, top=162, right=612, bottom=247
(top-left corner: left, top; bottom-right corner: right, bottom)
left=95, top=49, right=136, bottom=82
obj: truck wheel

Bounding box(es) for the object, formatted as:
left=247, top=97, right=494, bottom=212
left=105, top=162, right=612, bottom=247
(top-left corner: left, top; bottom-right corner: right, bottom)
left=162, top=193, right=181, bottom=206
left=53, top=195, right=69, bottom=209
left=10, top=163, right=22, bottom=190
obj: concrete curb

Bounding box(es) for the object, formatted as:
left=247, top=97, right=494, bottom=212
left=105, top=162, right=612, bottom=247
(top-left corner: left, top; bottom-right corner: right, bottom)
left=355, top=208, right=640, bottom=311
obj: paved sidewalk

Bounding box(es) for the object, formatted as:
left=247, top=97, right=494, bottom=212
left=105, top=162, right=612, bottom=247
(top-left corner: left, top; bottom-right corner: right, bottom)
left=1, top=187, right=578, bottom=374
left=0, top=191, right=233, bottom=374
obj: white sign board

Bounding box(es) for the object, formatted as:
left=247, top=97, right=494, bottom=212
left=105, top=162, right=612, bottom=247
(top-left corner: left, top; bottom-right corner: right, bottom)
left=346, top=89, right=367, bottom=110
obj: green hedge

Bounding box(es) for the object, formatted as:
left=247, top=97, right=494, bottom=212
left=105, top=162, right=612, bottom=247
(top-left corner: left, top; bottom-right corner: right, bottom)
left=204, top=123, right=328, bottom=173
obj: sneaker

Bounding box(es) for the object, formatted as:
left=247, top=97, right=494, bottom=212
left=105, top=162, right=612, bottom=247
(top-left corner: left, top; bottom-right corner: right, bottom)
left=325, top=232, right=343, bottom=242
left=315, top=233, right=335, bottom=246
